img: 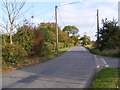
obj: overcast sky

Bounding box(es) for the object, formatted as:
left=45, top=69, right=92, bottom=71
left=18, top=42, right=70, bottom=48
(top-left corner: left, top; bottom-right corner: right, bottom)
left=0, top=0, right=119, bottom=41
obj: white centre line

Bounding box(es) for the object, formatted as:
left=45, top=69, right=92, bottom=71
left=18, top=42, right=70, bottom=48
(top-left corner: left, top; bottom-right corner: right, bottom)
left=101, top=58, right=109, bottom=67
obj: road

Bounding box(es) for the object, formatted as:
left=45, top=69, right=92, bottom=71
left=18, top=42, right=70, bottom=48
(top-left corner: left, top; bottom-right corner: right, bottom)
left=2, top=46, right=119, bottom=88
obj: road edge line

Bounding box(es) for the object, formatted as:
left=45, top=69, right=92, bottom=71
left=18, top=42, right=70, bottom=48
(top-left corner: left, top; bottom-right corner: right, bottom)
left=101, top=58, right=109, bottom=67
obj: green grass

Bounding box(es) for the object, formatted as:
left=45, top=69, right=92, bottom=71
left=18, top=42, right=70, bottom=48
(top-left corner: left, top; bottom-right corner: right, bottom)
left=89, top=48, right=120, bottom=58
left=52, top=48, right=69, bottom=57
left=85, top=45, right=120, bottom=58
left=92, top=68, right=120, bottom=88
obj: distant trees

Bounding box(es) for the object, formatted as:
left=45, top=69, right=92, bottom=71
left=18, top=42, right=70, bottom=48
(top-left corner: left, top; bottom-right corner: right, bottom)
left=36, top=24, right=81, bottom=49
left=98, top=18, right=120, bottom=50
left=63, top=26, right=79, bottom=36
left=80, top=35, right=91, bottom=46
left=62, top=25, right=80, bottom=46
left=70, top=35, right=80, bottom=45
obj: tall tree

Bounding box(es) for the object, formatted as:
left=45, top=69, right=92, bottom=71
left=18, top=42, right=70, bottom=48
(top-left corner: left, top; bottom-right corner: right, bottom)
left=63, top=26, right=79, bottom=36
left=1, top=0, right=27, bottom=44
left=99, top=18, right=120, bottom=50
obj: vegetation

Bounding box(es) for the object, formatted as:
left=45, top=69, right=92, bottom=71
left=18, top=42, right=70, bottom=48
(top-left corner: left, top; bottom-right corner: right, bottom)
left=14, top=25, right=35, bottom=55
left=98, top=18, right=120, bottom=50
left=87, top=18, right=120, bottom=58
left=2, top=47, right=69, bottom=73
left=92, top=68, right=120, bottom=88
left=1, top=0, right=27, bottom=44
left=80, top=35, right=91, bottom=46
left=2, top=43, right=28, bottom=68
left=88, top=48, right=120, bottom=58
left=2, top=22, right=81, bottom=73
left=63, top=25, right=79, bottom=36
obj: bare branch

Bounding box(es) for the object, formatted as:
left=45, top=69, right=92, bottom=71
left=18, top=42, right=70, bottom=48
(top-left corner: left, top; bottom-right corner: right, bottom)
left=1, top=0, right=27, bottom=43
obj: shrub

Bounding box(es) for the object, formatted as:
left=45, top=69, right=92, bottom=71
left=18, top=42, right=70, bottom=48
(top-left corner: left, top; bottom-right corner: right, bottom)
left=32, top=29, right=44, bottom=55
left=2, top=43, right=28, bottom=67
left=14, top=25, right=35, bottom=55
left=39, top=42, right=52, bottom=57
left=2, top=35, right=9, bottom=44
left=58, top=42, right=64, bottom=49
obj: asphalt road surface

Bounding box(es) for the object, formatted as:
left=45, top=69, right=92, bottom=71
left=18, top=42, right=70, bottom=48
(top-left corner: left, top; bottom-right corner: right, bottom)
left=2, top=46, right=119, bottom=88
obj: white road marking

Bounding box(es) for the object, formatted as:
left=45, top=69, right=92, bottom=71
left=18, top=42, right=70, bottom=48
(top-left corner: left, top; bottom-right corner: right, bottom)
left=97, top=66, right=100, bottom=68
left=94, top=55, right=100, bottom=68
left=101, top=58, right=109, bottom=67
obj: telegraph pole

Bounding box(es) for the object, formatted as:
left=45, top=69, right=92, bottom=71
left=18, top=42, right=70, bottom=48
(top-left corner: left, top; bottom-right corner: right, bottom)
left=54, top=1, right=82, bottom=51
left=97, top=9, right=100, bottom=45
left=55, top=6, right=58, bottom=51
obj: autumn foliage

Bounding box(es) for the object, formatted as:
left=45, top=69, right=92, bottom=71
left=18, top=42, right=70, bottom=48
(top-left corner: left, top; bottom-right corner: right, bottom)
left=2, top=22, right=80, bottom=70
left=32, top=29, right=44, bottom=55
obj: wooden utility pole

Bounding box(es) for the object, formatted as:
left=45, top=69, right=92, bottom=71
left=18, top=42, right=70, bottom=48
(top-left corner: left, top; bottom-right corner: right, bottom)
left=97, top=9, right=100, bottom=43
left=54, top=1, right=81, bottom=51
left=55, top=6, right=58, bottom=51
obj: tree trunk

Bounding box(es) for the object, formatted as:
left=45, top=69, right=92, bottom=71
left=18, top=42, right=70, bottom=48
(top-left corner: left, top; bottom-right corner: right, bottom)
left=10, top=26, right=13, bottom=44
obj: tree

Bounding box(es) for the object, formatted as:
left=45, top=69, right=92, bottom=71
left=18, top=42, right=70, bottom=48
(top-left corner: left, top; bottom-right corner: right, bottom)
left=70, top=35, right=80, bottom=45
left=40, top=22, right=56, bottom=29
left=39, top=22, right=61, bottom=33
left=38, top=27, right=56, bottom=43
left=58, top=30, right=69, bottom=42
left=99, top=18, right=120, bottom=50
left=80, top=35, right=91, bottom=46
left=1, top=0, right=27, bottom=44
left=63, top=26, right=79, bottom=36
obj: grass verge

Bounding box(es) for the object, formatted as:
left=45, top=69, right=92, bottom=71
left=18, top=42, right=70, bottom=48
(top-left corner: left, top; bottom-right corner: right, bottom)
left=85, top=46, right=120, bottom=58
left=91, top=68, right=120, bottom=88
left=90, top=48, right=120, bottom=58
left=2, top=47, right=69, bottom=74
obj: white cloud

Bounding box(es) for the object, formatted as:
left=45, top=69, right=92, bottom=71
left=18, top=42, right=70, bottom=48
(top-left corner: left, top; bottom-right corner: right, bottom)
left=57, top=2, right=118, bottom=40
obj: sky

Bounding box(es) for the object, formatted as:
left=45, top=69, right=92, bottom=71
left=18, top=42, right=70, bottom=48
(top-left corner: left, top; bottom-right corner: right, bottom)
left=0, top=0, right=119, bottom=41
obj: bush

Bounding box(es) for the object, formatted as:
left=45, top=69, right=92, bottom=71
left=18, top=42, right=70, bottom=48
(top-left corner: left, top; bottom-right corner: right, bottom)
left=58, top=42, right=64, bottom=49
left=2, top=43, right=28, bottom=67
left=14, top=25, right=35, bottom=55
left=2, top=35, right=9, bottom=44
left=39, top=42, right=52, bottom=57
left=32, top=29, right=44, bottom=55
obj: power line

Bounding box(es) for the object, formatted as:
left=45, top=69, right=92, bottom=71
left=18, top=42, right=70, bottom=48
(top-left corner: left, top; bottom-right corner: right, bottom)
left=58, top=0, right=86, bottom=7
left=88, top=14, right=96, bottom=34
left=34, top=7, right=54, bottom=18
left=57, top=8, right=66, bottom=28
